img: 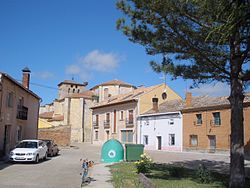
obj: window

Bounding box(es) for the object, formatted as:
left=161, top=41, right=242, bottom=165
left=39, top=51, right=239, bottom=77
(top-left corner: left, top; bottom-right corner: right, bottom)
left=106, top=130, right=110, bottom=140
left=169, top=134, right=175, bottom=145
left=121, top=130, right=133, bottom=143
left=213, top=112, right=221, bottom=126
left=106, top=113, right=110, bottom=123
left=68, top=88, right=70, bottom=93
left=196, top=114, right=202, bottom=125
left=120, top=111, right=124, bottom=120
left=73, top=89, right=75, bottom=93
left=143, top=135, right=148, bottom=145
left=94, top=115, right=99, bottom=127
left=17, top=97, right=24, bottom=109
left=7, top=92, right=13, bottom=107
left=169, top=119, right=174, bottom=125
left=190, top=135, right=198, bottom=146
left=128, top=110, right=133, bottom=124
left=95, top=131, right=98, bottom=140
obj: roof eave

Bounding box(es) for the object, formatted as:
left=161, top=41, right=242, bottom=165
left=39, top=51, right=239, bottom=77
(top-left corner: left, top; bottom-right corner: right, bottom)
left=91, top=99, right=137, bottom=109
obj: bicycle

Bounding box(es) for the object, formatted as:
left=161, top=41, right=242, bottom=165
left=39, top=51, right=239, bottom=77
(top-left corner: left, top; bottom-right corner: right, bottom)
left=80, top=159, right=94, bottom=187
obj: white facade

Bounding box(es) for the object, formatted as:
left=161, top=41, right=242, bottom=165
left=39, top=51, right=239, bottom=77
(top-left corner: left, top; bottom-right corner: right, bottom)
left=137, top=112, right=182, bottom=151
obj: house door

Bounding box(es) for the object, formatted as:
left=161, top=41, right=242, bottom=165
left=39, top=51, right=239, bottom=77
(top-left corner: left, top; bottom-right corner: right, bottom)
left=3, top=125, right=11, bottom=155
left=157, top=136, right=162, bottom=150
left=208, top=135, right=216, bottom=153
left=106, top=130, right=110, bottom=141
left=114, top=110, right=116, bottom=133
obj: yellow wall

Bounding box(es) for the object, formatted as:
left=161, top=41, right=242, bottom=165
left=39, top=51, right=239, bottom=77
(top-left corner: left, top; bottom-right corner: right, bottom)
left=139, top=84, right=182, bottom=114
left=38, top=118, right=53, bottom=128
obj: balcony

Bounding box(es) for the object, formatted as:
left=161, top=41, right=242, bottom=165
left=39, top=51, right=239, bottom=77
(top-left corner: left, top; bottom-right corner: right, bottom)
left=16, top=106, right=28, bottom=120
left=126, top=118, right=134, bottom=127
left=104, top=120, right=110, bottom=129
left=93, top=121, right=99, bottom=129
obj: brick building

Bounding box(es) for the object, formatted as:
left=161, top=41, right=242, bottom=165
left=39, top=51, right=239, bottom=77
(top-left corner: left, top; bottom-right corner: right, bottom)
left=182, top=92, right=250, bottom=154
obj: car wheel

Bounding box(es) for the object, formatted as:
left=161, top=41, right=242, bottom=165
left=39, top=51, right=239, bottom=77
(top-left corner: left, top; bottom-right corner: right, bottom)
left=35, top=155, right=39, bottom=163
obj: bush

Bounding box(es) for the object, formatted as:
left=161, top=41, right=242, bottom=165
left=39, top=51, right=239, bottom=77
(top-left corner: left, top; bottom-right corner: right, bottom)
left=196, top=164, right=212, bottom=183
left=135, top=153, right=152, bottom=174
left=168, top=165, right=185, bottom=178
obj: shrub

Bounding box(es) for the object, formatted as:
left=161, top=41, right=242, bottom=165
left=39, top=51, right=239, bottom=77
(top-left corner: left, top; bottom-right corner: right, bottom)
left=168, top=165, right=185, bottom=178
left=196, top=164, right=212, bottom=183
left=135, top=153, right=152, bottom=174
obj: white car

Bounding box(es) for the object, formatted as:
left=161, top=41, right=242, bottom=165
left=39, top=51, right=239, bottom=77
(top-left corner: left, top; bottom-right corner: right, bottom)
left=9, top=139, right=48, bottom=163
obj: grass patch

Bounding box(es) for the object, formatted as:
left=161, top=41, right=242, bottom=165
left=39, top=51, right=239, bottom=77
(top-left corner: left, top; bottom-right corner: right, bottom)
left=109, top=162, right=250, bottom=188
left=109, top=162, right=143, bottom=188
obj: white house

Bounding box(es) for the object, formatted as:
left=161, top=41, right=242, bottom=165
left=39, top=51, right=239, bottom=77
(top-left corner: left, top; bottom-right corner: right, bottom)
left=137, top=99, right=184, bottom=151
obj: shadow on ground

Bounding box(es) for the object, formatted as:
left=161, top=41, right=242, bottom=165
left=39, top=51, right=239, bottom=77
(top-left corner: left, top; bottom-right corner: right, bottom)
left=0, top=161, right=12, bottom=170
left=148, top=160, right=250, bottom=187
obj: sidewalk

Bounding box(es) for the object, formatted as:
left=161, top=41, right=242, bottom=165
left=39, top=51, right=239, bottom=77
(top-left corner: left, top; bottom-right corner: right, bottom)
left=87, top=163, right=113, bottom=188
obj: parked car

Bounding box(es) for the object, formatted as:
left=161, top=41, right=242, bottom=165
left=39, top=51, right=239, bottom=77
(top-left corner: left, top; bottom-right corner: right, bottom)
left=9, top=139, right=48, bottom=163
left=42, top=139, right=59, bottom=157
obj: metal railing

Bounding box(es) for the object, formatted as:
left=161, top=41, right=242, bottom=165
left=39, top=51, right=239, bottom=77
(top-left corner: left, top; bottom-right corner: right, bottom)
left=126, top=118, right=134, bottom=127
left=93, top=121, right=99, bottom=129
left=103, top=120, right=110, bottom=128
left=16, top=106, right=28, bottom=120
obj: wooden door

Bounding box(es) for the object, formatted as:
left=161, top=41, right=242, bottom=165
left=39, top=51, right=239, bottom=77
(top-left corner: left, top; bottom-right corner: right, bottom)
left=157, top=136, right=162, bottom=150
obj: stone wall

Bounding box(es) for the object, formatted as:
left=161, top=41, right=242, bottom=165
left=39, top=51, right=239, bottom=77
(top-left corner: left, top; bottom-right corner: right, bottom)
left=38, top=126, right=71, bottom=146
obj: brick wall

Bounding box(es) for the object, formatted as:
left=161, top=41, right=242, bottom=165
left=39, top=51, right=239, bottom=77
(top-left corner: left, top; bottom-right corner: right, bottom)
left=38, top=126, right=71, bottom=146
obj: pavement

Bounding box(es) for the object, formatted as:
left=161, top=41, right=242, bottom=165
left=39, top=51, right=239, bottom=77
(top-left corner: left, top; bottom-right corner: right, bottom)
left=1, top=143, right=250, bottom=187
left=0, top=143, right=113, bottom=188
left=71, top=143, right=113, bottom=188
left=87, top=163, right=113, bottom=188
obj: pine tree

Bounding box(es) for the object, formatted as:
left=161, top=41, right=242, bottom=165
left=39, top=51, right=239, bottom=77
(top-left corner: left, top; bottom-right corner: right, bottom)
left=116, top=1, right=250, bottom=187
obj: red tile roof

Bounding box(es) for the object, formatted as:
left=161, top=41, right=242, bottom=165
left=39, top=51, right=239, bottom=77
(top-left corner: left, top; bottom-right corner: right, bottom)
left=58, top=80, right=88, bottom=87
left=49, top=115, right=64, bottom=121
left=0, top=72, right=40, bottom=100
left=91, top=84, right=162, bottom=109
left=90, top=79, right=136, bottom=90
left=39, top=111, right=54, bottom=119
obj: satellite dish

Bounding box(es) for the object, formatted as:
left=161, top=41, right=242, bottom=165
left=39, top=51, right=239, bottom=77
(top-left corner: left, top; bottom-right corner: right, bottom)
left=162, top=92, right=167, bottom=100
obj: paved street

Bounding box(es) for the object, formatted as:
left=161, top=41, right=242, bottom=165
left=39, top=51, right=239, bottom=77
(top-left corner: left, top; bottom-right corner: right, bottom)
left=0, top=143, right=112, bottom=188
left=1, top=143, right=250, bottom=188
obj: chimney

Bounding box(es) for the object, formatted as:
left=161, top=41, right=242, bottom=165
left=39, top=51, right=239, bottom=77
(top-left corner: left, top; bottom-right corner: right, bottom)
left=185, top=92, right=192, bottom=107
left=152, top=97, right=159, bottom=112
left=22, top=67, right=31, bottom=89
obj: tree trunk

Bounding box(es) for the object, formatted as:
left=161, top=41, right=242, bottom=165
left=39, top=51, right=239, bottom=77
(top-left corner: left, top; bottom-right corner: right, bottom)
left=229, top=62, right=245, bottom=188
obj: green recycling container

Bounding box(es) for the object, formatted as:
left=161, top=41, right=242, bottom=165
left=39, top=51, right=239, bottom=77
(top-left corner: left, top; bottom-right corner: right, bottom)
left=101, top=139, right=124, bottom=163
left=125, top=144, right=144, bottom=161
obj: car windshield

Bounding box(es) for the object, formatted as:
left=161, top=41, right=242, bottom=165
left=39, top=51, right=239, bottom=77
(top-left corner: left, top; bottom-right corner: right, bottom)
left=16, top=141, right=38, bottom=149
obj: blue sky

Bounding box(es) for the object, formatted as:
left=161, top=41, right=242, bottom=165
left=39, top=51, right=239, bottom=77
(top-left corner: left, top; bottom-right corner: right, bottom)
left=0, top=0, right=233, bottom=105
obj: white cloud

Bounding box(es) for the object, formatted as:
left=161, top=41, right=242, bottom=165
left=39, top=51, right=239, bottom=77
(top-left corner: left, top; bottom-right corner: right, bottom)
left=65, top=64, right=81, bottom=75
left=80, top=50, right=120, bottom=72
left=65, top=50, right=122, bottom=81
left=33, top=71, right=54, bottom=80
left=190, top=82, right=230, bottom=96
